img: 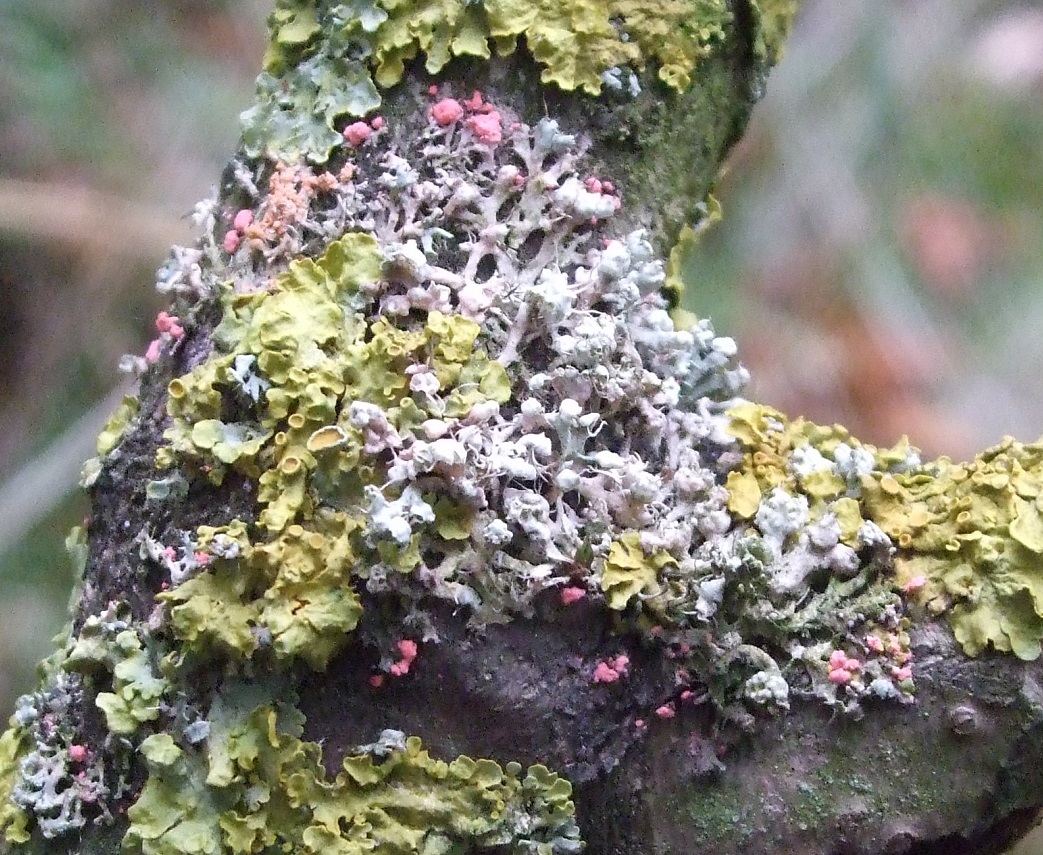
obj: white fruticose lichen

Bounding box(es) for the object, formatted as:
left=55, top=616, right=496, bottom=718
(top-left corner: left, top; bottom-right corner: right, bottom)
left=8, top=668, right=119, bottom=839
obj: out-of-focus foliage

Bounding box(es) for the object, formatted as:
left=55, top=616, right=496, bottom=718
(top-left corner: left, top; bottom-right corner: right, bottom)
left=684, top=0, right=1043, bottom=462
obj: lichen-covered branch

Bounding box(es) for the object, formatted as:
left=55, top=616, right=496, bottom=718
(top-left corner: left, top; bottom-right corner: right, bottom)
left=3, top=3, right=1043, bottom=855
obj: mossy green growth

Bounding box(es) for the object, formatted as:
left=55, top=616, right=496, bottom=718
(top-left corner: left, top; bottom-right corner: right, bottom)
left=750, top=0, right=801, bottom=66
left=125, top=684, right=581, bottom=855
left=727, top=402, right=1043, bottom=661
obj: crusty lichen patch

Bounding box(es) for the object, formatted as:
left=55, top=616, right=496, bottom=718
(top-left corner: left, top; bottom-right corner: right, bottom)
left=727, top=402, right=1043, bottom=662
left=0, top=80, right=946, bottom=851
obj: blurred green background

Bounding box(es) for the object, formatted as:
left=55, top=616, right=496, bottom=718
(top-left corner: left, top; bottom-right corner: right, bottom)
left=1, top=1, right=1043, bottom=849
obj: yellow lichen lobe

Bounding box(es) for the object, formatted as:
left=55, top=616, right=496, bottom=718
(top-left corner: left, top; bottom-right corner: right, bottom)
left=863, top=437, right=1043, bottom=660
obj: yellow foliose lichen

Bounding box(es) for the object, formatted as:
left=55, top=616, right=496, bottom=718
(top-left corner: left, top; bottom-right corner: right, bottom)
left=0, top=726, right=30, bottom=844
left=600, top=531, right=676, bottom=610
left=125, top=687, right=581, bottom=855
left=862, top=438, right=1043, bottom=660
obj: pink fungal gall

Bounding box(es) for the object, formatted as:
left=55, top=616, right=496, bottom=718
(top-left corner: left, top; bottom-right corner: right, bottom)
left=370, top=116, right=385, bottom=130
left=193, top=551, right=210, bottom=565
left=828, top=669, right=852, bottom=685
left=232, top=209, right=253, bottom=231
left=222, top=229, right=240, bottom=253
left=68, top=744, right=88, bottom=763
left=891, top=665, right=913, bottom=681
left=560, top=586, right=586, bottom=605
left=467, top=112, right=503, bottom=145
left=343, top=121, right=372, bottom=146
left=828, top=649, right=848, bottom=670
left=463, top=90, right=484, bottom=111
left=155, top=311, right=177, bottom=333
left=431, top=98, right=464, bottom=126
left=592, top=661, right=620, bottom=684
left=866, top=635, right=884, bottom=653
left=902, top=575, right=928, bottom=593
left=655, top=704, right=676, bottom=719
left=156, top=311, right=185, bottom=339
left=389, top=638, right=418, bottom=677
left=427, top=84, right=439, bottom=96
left=369, top=674, right=385, bottom=688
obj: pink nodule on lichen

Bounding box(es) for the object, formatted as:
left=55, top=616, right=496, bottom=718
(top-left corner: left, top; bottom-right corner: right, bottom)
left=828, top=669, right=852, bottom=685
left=428, top=84, right=439, bottom=96
left=902, top=575, right=927, bottom=592
left=891, top=665, right=913, bottom=682
left=68, top=745, right=88, bottom=763
left=560, top=586, right=586, bottom=605
left=866, top=635, right=884, bottom=653
left=343, top=121, right=372, bottom=146
left=612, top=654, right=630, bottom=673
left=370, top=116, right=385, bottom=130
left=468, top=111, right=503, bottom=144
left=844, top=657, right=863, bottom=672
left=369, top=674, right=385, bottom=688
left=431, top=98, right=464, bottom=127
left=232, top=209, right=254, bottom=231
left=828, top=649, right=848, bottom=670
left=223, top=230, right=240, bottom=253
left=155, top=311, right=185, bottom=338
left=592, top=661, right=620, bottom=683
left=389, top=638, right=418, bottom=678
left=584, top=177, right=603, bottom=194
left=463, top=90, right=484, bottom=111
left=655, top=704, right=676, bottom=719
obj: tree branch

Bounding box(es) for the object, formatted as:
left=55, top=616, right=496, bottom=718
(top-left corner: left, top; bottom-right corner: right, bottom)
left=5, top=3, right=1043, bottom=855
